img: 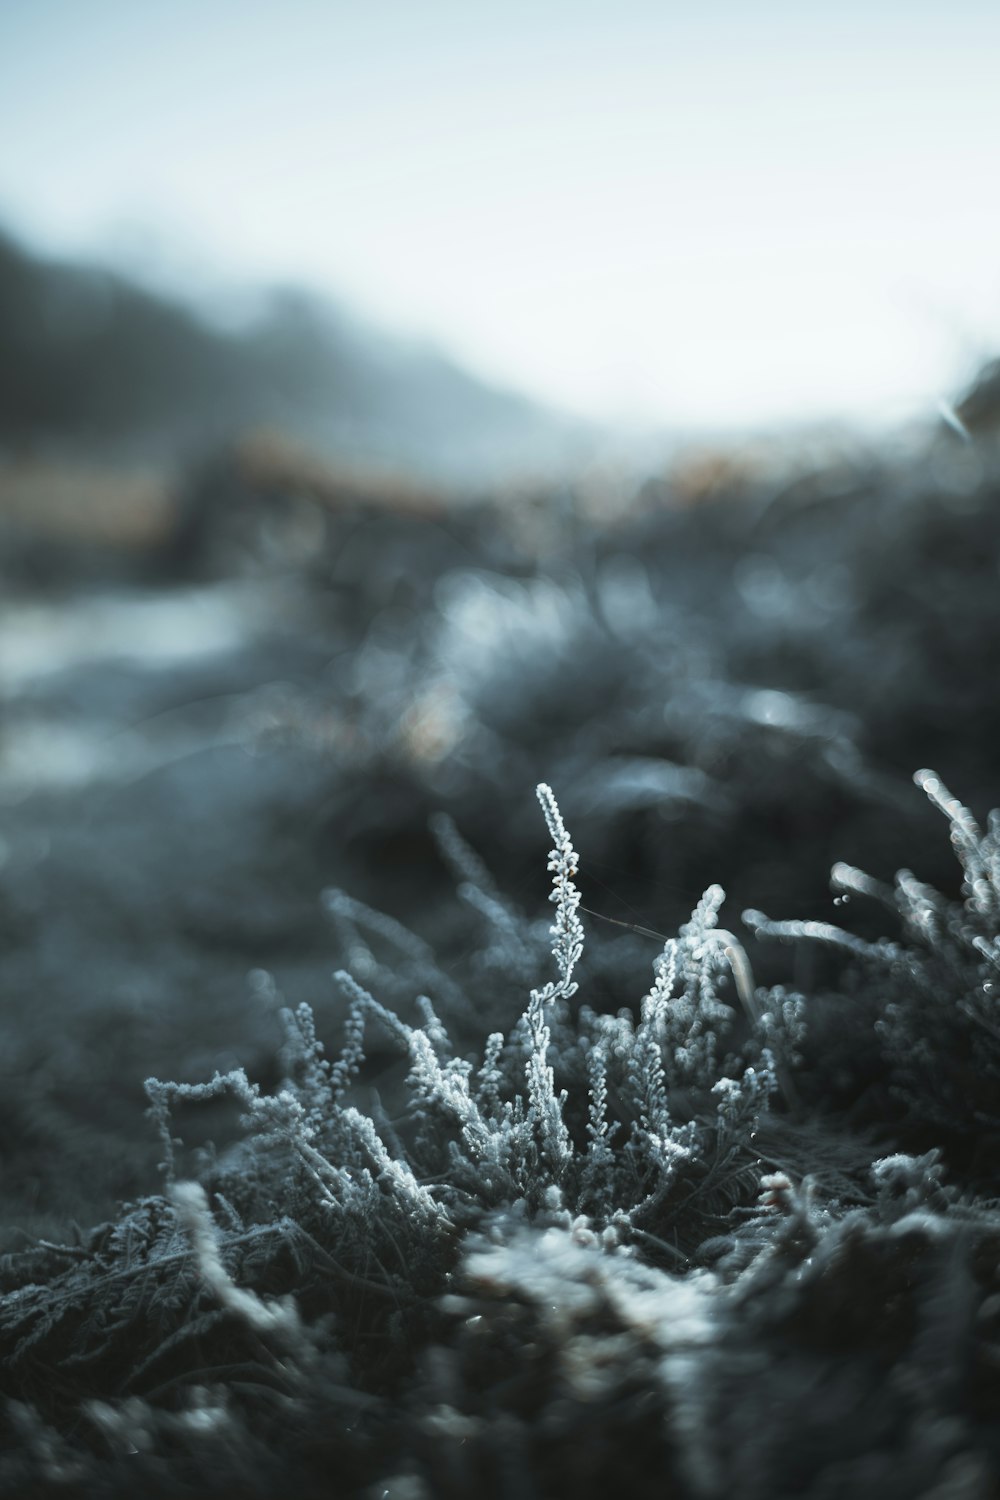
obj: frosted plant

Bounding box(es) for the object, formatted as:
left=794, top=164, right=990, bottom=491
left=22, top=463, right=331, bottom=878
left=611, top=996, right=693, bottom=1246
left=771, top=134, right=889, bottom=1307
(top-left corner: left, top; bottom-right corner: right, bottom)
left=746, top=769, right=1000, bottom=1136
left=0, top=780, right=793, bottom=1499
left=13, top=776, right=1000, bottom=1500
left=134, top=782, right=782, bottom=1290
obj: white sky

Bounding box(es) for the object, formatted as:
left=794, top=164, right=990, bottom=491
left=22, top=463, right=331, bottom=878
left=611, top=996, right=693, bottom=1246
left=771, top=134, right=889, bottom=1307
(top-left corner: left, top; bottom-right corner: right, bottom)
left=3, top=0, right=1000, bottom=430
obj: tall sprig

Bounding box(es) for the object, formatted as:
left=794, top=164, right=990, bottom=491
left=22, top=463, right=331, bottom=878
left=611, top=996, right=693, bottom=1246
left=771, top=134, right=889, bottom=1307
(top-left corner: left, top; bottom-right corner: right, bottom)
left=536, top=781, right=585, bottom=999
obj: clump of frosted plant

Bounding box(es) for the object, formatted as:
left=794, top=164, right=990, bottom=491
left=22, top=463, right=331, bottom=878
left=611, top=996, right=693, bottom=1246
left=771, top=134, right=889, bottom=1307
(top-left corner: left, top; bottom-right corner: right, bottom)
left=0, top=780, right=820, bottom=1500
left=140, top=783, right=779, bottom=1279
left=746, top=769, right=1000, bottom=1135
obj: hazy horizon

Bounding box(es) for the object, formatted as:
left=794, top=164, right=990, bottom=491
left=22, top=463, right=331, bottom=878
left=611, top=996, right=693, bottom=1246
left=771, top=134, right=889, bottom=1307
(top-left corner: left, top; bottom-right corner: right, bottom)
left=4, top=0, right=1000, bottom=433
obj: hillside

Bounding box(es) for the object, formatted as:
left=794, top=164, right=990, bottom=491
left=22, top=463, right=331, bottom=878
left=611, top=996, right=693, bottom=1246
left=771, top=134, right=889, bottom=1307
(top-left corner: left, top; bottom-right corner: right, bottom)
left=0, top=229, right=590, bottom=482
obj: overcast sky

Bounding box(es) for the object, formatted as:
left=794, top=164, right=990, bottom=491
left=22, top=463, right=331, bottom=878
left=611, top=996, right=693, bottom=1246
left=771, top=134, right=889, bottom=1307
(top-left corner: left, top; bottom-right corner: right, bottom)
left=3, top=0, right=1000, bottom=430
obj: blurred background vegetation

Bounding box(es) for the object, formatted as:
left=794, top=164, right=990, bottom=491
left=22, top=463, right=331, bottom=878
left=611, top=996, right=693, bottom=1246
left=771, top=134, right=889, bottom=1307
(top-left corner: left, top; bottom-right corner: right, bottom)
left=2, top=0, right=1000, bottom=1248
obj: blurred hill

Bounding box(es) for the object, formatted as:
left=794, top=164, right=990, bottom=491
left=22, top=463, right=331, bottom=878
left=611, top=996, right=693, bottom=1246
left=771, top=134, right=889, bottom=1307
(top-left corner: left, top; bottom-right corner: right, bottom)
left=0, top=227, right=593, bottom=484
